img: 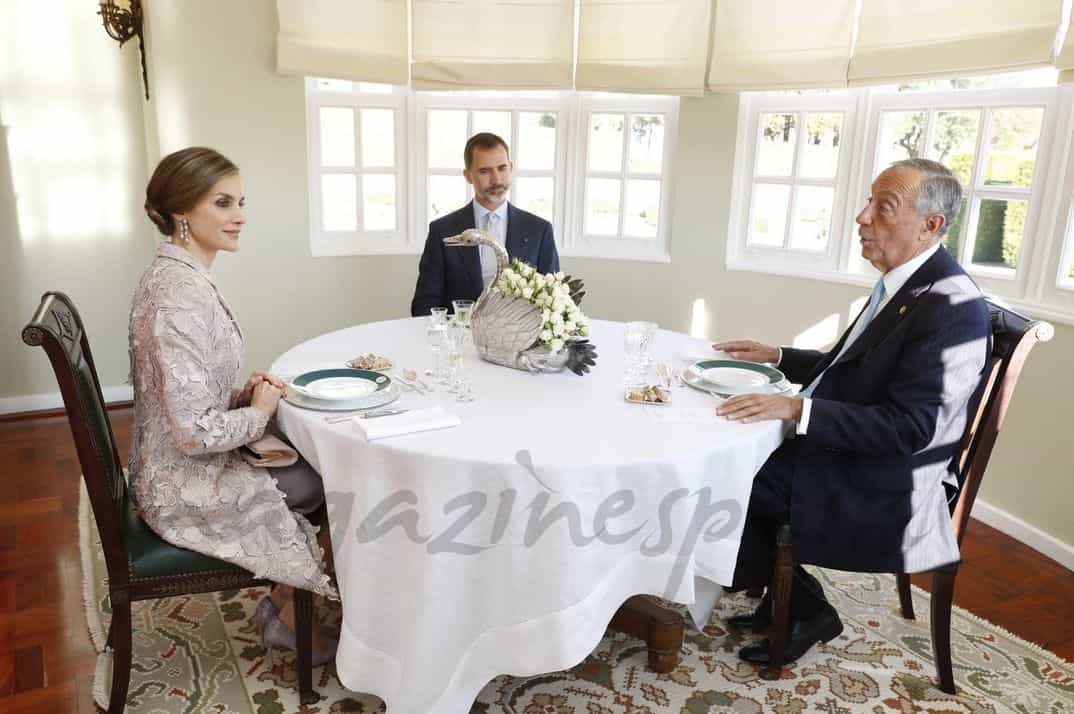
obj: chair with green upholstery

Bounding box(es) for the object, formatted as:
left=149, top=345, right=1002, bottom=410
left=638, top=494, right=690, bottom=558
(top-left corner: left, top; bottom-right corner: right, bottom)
left=22, top=290, right=321, bottom=712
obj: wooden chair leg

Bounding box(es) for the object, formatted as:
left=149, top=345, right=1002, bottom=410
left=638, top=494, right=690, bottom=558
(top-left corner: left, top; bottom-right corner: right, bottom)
left=293, top=589, right=319, bottom=705
left=107, top=595, right=132, bottom=714
left=762, top=524, right=794, bottom=681
left=608, top=595, right=684, bottom=673
left=931, top=565, right=958, bottom=694
left=896, top=573, right=915, bottom=620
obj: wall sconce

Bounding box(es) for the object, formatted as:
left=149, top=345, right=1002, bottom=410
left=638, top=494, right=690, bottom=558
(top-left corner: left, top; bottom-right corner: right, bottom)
left=97, top=0, right=149, bottom=100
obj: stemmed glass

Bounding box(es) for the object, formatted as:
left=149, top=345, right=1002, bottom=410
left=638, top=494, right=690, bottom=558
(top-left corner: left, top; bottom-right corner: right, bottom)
left=426, top=317, right=447, bottom=383
left=445, top=319, right=473, bottom=400
left=452, top=299, right=474, bottom=350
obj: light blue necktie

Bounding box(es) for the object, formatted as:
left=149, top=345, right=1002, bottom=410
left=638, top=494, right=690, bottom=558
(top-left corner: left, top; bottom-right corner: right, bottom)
left=480, top=212, right=500, bottom=289
left=802, top=279, right=886, bottom=397
left=859, top=278, right=887, bottom=329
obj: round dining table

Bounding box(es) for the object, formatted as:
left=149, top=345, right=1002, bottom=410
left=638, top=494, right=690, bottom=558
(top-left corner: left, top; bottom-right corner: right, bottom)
left=271, top=318, right=788, bottom=714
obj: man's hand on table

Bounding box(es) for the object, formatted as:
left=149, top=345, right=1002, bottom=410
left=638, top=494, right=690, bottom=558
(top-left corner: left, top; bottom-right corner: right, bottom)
left=717, top=394, right=803, bottom=424
left=712, top=339, right=780, bottom=364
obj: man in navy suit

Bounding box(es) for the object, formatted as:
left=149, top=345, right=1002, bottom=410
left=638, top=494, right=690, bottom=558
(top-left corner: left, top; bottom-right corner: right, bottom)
left=411, top=132, right=560, bottom=316
left=713, top=159, right=992, bottom=664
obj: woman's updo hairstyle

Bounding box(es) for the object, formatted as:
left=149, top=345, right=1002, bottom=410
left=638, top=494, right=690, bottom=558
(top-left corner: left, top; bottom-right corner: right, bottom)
left=144, top=147, right=239, bottom=237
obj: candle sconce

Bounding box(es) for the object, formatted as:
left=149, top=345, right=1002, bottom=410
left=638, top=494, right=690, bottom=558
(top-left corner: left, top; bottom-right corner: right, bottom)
left=97, top=0, right=149, bottom=100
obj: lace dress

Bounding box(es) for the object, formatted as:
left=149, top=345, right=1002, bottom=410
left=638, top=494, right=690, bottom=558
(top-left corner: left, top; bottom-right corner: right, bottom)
left=128, top=242, right=336, bottom=598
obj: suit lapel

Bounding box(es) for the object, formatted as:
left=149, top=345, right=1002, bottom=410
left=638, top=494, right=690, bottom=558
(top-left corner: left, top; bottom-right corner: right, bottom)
left=457, top=203, right=483, bottom=293
left=504, top=203, right=525, bottom=260
left=832, top=250, right=950, bottom=367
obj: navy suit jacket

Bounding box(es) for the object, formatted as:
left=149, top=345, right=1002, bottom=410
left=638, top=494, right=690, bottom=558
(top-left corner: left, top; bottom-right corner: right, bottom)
left=775, top=247, right=991, bottom=574
left=410, top=202, right=560, bottom=317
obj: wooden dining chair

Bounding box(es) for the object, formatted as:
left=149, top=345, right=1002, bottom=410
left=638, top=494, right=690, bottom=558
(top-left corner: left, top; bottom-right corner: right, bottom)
left=762, top=298, right=1054, bottom=694
left=22, top=291, right=321, bottom=712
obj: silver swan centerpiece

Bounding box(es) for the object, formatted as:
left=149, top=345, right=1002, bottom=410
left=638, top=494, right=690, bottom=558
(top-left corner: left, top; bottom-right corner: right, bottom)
left=444, top=229, right=597, bottom=375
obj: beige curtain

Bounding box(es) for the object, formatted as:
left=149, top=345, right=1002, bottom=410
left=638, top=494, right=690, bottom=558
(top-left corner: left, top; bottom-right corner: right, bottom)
left=850, top=0, right=1063, bottom=86
left=1056, top=15, right=1074, bottom=84
left=276, top=0, right=408, bottom=85
left=576, top=0, right=712, bottom=95
left=411, top=0, right=574, bottom=90
left=707, top=1, right=855, bottom=92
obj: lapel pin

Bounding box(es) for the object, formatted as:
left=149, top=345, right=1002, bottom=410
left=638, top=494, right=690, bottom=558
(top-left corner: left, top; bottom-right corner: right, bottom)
left=899, top=305, right=907, bottom=315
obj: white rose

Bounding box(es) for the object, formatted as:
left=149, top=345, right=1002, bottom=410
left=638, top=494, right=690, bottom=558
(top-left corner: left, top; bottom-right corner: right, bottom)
left=522, top=287, right=534, bottom=300
left=552, top=322, right=564, bottom=337
left=550, top=311, right=564, bottom=325
left=534, top=274, right=545, bottom=289
left=540, top=329, right=553, bottom=342
left=565, top=320, right=576, bottom=333
left=555, top=271, right=565, bottom=280
left=542, top=308, right=551, bottom=323
left=550, top=338, right=564, bottom=353
left=579, top=323, right=590, bottom=336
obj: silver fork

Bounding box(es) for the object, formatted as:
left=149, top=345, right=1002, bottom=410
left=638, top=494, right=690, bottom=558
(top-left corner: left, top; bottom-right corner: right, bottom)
left=391, top=372, right=424, bottom=394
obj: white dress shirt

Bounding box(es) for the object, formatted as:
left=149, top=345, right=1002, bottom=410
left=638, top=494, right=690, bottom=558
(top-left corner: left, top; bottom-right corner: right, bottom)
left=795, top=243, right=941, bottom=435
left=473, top=200, right=509, bottom=289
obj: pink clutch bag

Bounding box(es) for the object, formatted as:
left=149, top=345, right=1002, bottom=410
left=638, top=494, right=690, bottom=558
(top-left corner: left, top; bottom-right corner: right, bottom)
left=240, top=434, right=298, bottom=467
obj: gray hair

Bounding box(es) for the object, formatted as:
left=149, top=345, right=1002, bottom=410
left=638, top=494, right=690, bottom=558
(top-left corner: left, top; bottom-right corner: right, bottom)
left=890, top=158, right=962, bottom=236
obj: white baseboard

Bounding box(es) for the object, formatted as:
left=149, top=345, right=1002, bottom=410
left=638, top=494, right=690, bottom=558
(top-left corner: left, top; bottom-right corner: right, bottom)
left=973, top=498, right=1074, bottom=571
left=0, top=385, right=133, bottom=416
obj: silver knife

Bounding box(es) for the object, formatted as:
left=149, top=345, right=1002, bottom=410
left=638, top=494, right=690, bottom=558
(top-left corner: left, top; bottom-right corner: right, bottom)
left=324, top=408, right=408, bottom=424
left=357, top=408, right=410, bottom=419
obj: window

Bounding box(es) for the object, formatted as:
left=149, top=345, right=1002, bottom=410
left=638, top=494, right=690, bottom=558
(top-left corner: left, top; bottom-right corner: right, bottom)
left=728, top=93, right=858, bottom=276
left=305, top=83, right=679, bottom=261
left=569, top=94, right=679, bottom=261
left=415, top=91, right=569, bottom=236
left=730, top=70, right=1074, bottom=325
left=305, top=80, right=408, bottom=256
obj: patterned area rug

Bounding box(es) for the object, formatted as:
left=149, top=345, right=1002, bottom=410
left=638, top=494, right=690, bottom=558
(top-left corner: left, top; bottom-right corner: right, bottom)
left=81, top=492, right=1074, bottom=713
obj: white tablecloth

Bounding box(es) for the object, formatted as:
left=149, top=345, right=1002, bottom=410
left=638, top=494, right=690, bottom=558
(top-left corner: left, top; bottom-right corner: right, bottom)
left=271, top=319, right=786, bottom=713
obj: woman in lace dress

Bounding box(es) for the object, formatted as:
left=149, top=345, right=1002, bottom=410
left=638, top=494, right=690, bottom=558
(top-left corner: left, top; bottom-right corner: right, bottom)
left=130, top=147, right=336, bottom=660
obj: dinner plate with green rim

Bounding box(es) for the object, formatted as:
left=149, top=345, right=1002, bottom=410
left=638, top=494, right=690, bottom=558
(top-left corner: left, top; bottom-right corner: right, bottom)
left=685, top=359, right=790, bottom=396
left=290, top=367, right=391, bottom=401
left=284, top=381, right=401, bottom=412
left=285, top=368, right=397, bottom=411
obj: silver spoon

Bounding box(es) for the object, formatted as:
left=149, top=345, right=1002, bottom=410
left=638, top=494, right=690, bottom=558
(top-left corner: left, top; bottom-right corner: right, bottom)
left=404, top=368, right=432, bottom=391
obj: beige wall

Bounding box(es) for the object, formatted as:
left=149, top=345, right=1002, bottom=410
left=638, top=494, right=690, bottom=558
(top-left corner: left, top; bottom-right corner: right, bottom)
left=2, top=1, right=1070, bottom=553
left=0, top=0, right=152, bottom=397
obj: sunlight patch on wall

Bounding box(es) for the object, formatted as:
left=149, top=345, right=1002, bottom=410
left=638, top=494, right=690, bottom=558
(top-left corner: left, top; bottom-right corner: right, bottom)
left=792, top=312, right=840, bottom=349
left=0, top=0, right=134, bottom=243
left=690, top=298, right=708, bottom=338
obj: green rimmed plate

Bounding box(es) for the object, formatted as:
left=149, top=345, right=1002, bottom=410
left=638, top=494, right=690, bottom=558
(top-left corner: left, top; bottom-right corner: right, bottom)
left=285, top=368, right=398, bottom=411
left=685, top=359, right=790, bottom=396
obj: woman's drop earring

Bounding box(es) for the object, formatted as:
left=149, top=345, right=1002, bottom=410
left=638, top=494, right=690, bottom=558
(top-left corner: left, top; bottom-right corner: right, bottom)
left=179, top=218, right=190, bottom=242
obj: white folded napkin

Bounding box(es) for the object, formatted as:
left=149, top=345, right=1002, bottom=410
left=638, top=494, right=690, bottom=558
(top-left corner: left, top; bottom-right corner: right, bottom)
left=353, top=406, right=461, bottom=440
left=678, top=339, right=730, bottom=363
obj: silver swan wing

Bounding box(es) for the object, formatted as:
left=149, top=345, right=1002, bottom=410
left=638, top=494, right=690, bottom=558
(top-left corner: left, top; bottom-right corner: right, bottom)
left=471, top=290, right=544, bottom=370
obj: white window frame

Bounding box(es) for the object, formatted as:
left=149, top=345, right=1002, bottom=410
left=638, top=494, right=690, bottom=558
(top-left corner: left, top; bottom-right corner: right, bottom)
left=304, top=79, right=410, bottom=256
left=856, top=88, right=1059, bottom=298
left=413, top=91, right=571, bottom=248
left=727, top=92, right=861, bottom=280
left=304, top=82, right=679, bottom=263
left=730, top=82, right=1074, bottom=327
left=568, top=93, right=679, bottom=262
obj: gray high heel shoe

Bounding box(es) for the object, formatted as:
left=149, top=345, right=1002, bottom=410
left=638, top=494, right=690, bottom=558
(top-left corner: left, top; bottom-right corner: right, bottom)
left=258, top=607, right=339, bottom=667
left=253, top=597, right=278, bottom=628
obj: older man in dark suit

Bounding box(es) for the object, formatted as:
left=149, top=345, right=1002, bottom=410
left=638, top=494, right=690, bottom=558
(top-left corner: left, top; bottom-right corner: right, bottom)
left=714, top=158, right=992, bottom=664
left=411, top=132, right=560, bottom=317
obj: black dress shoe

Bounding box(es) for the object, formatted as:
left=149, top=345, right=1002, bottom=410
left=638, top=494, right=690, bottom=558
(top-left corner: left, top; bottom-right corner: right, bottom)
left=738, top=606, right=843, bottom=665
left=725, top=593, right=772, bottom=631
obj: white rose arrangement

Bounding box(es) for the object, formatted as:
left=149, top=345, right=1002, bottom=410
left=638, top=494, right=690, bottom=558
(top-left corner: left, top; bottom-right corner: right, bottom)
left=493, top=259, right=591, bottom=354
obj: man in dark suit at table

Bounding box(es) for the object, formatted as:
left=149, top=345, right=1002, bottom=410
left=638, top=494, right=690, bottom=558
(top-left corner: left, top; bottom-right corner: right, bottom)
left=712, top=158, right=992, bottom=664
left=410, top=132, right=560, bottom=316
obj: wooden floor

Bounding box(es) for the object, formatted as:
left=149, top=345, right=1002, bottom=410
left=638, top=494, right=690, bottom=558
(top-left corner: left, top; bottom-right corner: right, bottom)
left=0, top=409, right=1071, bottom=712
